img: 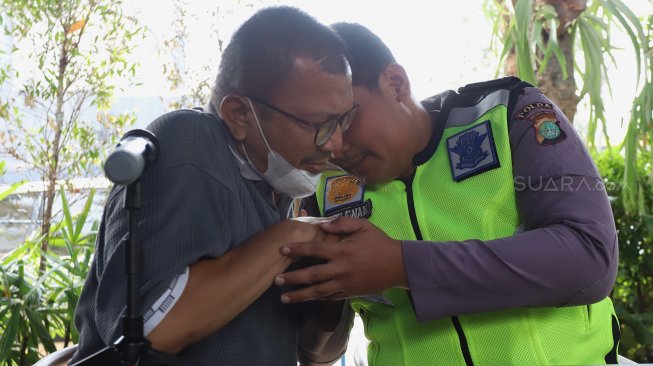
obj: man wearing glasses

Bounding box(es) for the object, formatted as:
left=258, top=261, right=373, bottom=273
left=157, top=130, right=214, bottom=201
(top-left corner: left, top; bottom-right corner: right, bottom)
left=277, top=23, right=619, bottom=365
left=71, top=7, right=355, bottom=366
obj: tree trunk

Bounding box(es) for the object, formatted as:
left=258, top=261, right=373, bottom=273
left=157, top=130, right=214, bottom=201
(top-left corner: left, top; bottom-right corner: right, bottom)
left=535, top=0, right=585, bottom=122
left=505, top=0, right=587, bottom=122
left=536, top=27, right=580, bottom=122
left=39, top=35, right=68, bottom=272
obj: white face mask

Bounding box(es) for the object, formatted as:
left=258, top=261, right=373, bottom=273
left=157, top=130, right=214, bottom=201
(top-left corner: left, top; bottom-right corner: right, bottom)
left=240, top=98, right=321, bottom=198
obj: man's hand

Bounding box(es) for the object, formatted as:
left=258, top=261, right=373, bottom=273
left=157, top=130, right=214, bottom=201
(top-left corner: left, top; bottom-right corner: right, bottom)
left=147, top=218, right=332, bottom=352
left=274, top=217, right=407, bottom=303
left=251, top=218, right=329, bottom=246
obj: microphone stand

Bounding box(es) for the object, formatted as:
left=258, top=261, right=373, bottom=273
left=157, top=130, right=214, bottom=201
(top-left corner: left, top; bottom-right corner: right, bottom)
left=72, top=130, right=199, bottom=366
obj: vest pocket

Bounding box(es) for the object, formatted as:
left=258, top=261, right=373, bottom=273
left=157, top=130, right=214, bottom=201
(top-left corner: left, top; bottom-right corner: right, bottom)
left=586, top=305, right=591, bottom=328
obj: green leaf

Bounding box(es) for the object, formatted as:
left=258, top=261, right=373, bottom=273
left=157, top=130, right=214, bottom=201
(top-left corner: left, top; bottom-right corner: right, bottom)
left=0, top=181, right=23, bottom=201
left=622, top=84, right=649, bottom=214
left=60, top=186, right=74, bottom=241
left=600, top=0, right=646, bottom=87
left=543, top=17, right=567, bottom=80
left=25, top=306, right=56, bottom=352
left=621, top=312, right=653, bottom=345
left=74, top=188, right=96, bottom=241
left=513, top=0, right=536, bottom=84
left=0, top=304, right=21, bottom=360
left=496, top=32, right=515, bottom=77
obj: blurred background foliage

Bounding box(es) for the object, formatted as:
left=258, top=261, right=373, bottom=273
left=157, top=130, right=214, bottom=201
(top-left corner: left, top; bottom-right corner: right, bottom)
left=487, top=0, right=653, bottom=361
left=596, top=149, right=653, bottom=362
left=0, top=189, right=96, bottom=365
left=0, top=0, right=652, bottom=364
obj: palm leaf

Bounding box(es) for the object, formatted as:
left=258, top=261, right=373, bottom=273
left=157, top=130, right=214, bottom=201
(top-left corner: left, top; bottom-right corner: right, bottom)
left=74, top=188, right=96, bottom=242
left=0, top=304, right=21, bottom=361
left=514, top=0, right=537, bottom=84
left=25, top=306, right=56, bottom=353
left=600, top=0, right=646, bottom=87
left=60, top=186, right=75, bottom=243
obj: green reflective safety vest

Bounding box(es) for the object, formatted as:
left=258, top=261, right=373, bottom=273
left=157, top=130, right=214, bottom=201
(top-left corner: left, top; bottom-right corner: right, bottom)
left=316, top=83, right=618, bottom=365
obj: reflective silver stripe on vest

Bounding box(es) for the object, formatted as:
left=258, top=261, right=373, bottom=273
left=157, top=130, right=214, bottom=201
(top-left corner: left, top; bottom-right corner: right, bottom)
left=445, top=89, right=511, bottom=128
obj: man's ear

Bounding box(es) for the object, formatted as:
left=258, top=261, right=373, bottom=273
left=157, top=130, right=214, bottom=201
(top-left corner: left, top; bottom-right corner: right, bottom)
left=219, top=94, right=251, bottom=142
left=383, top=63, right=411, bottom=102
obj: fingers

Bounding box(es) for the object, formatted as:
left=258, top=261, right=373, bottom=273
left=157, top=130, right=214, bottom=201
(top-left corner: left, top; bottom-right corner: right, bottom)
left=280, top=240, right=332, bottom=259
left=298, top=209, right=308, bottom=217
left=320, top=216, right=367, bottom=235
left=275, top=260, right=334, bottom=287
left=279, top=280, right=342, bottom=303
left=276, top=257, right=345, bottom=303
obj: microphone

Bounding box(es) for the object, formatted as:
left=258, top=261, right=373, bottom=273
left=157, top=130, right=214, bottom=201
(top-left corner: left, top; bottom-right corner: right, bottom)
left=104, top=129, right=159, bottom=185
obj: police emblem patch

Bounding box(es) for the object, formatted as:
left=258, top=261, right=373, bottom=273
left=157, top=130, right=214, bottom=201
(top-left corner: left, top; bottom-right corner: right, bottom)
left=324, top=174, right=367, bottom=216
left=531, top=111, right=566, bottom=145
left=327, top=175, right=360, bottom=205
left=447, top=120, right=500, bottom=182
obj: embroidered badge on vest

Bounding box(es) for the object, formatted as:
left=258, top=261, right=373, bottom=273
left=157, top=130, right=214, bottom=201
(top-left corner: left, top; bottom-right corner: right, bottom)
left=323, top=174, right=371, bottom=218
left=447, top=120, right=500, bottom=182
left=532, top=111, right=566, bottom=145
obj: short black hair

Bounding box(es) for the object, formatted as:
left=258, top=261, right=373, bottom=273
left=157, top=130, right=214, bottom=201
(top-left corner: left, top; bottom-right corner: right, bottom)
left=211, top=6, right=349, bottom=108
left=331, top=22, right=396, bottom=91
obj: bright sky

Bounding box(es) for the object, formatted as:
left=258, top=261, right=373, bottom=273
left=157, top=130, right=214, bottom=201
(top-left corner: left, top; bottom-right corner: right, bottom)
left=123, top=0, right=499, bottom=99
left=121, top=0, right=652, bottom=147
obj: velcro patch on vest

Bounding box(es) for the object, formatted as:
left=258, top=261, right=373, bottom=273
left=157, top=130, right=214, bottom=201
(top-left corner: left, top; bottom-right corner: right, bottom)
left=323, top=174, right=371, bottom=218
left=447, top=120, right=500, bottom=182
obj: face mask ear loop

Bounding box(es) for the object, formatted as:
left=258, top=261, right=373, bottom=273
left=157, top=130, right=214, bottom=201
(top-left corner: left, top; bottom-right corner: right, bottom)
left=247, top=98, right=273, bottom=152
left=240, top=141, right=255, bottom=168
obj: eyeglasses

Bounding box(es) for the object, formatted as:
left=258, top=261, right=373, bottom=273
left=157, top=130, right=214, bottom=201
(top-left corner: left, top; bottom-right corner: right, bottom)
left=246, top=95, right=358, bottom=146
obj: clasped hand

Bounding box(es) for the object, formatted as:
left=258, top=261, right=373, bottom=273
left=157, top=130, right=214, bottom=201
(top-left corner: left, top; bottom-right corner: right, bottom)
left=274, top=216, right=407, bottom=303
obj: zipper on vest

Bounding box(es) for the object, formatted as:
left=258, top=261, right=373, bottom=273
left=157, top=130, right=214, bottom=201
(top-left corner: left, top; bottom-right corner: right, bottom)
left=403, top=175, right=423, bottom=240
left=404, top=173, right=474, bottom=366
left=451, top=316, right=474, bottom=366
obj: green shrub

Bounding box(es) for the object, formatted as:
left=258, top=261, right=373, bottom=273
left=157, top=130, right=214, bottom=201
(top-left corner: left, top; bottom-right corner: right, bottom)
left=596, top=149, right=653, bottom=363
left=0, top=189, right=96, bottom=365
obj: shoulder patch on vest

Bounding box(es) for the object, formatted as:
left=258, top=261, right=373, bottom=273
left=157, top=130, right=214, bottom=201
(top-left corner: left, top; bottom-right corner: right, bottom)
left=323, top=174, right=369, bottom=217
left=515, top=101, right=554, bottom=119
left=447, top=120, right=500, bottom=182
left=531, top=111, right=567, bottom=145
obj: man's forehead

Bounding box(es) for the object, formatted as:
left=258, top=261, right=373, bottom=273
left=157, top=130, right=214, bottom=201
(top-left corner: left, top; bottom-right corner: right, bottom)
left=275, top=58, right=352, bottom=99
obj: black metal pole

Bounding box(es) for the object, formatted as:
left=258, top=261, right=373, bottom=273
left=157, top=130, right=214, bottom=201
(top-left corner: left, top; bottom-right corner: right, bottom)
left=121, top=180, right=149, bottom=364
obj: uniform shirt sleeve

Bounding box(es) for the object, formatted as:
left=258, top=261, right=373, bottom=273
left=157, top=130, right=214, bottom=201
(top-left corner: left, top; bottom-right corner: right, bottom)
left=403, top=87, right=618, bottom=322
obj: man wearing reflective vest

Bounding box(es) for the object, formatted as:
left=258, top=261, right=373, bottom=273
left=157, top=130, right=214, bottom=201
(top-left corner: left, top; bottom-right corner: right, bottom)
left=275, top=22, right=620, bottom=365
